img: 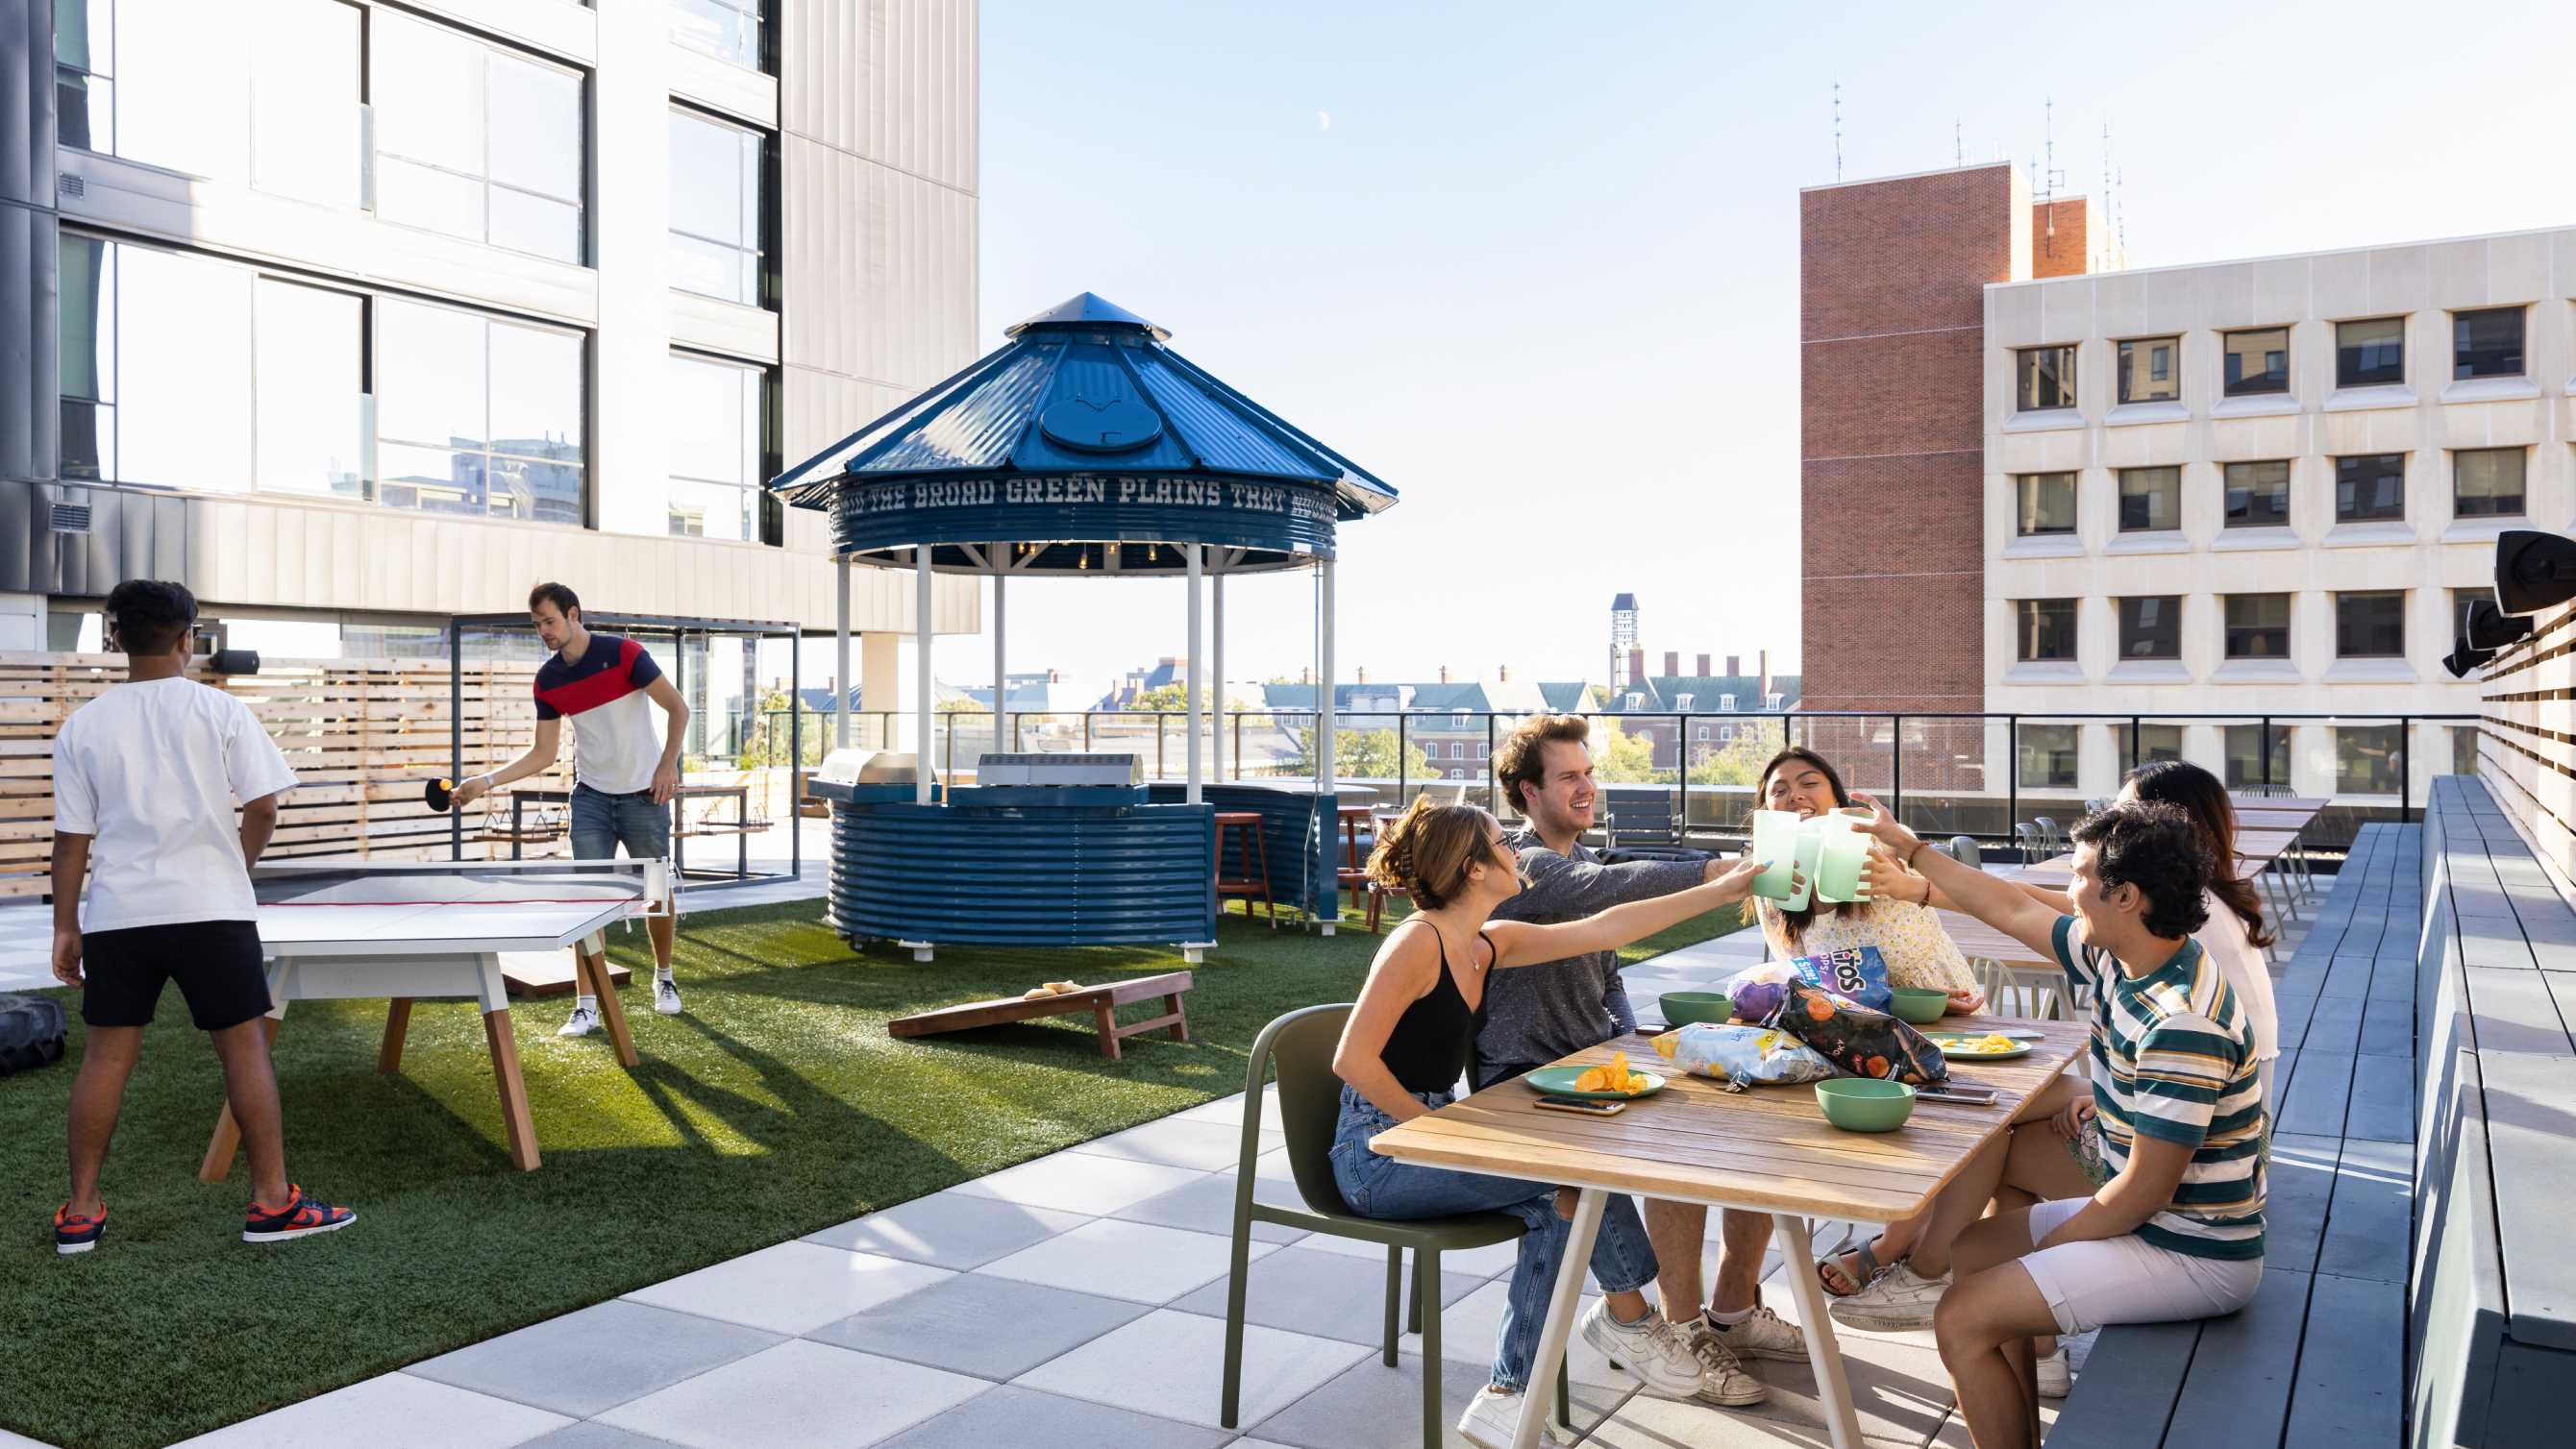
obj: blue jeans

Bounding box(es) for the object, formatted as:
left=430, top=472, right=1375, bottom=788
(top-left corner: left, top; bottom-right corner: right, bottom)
left=570, top=782, right=671, bottom=861
left=1329, top=1084, right=1658, bottom=1390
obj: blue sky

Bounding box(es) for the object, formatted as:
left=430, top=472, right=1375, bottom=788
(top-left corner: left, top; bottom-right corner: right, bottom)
left=944, top=0, right=2575, bottom=697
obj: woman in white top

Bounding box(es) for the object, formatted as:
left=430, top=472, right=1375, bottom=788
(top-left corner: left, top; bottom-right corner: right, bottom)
left=1750, top=748, right=1985, bottom=1008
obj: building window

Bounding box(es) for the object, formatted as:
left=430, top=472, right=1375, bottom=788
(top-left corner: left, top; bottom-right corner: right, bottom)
left=2018, top=725, right=2078, bottom=790
left=2224, top=594, right=2291, bottom=658
left=1718, top=693, right=1736, bottom=711
left=2117, top=467, right=2180, bottom=532
left=2454, top=449, right=2527, bottom=518
left=671, top=0, right=763, bottom=69
left=2117, top=337, right=2179, bottom=404
left=1673, top=693, right=1695, bottom=711
left=2125, top=724, right=2185, bottom=772
left=2223, top=460, right=2291, bottom=529
left=253, top=279, right=367, bottom=502
left=1477, top=743, right=1489, bottom=759
left=2222, top=327, right=2291, bottom=396
left=2015, top=472, right=2076, bottom=535
left=2336, top=316, right=2405, bottom=387
left=2452, top=307, right=2525, bottom=380
left=2337, top=724, right=2404, bottom=796
left=56, top=235, right=252, bottom=492
left=1695, top=725, right=1709, bottom=742
left=2016, top=346, right=2076, bottom=412
left=2452, top=587, right=2497, bottom=643
left=2452, top=725, right=2481, bottom=777
left=1450, top=743, right=1465, bottom=760
left=2334, top=454, right=2406, bottom=523
left=2015, top=599, right=2078, bottom=663
left=376, top=298, right=585, bottom=525
left=667, top=354, right=774, bottom=543
left=1718, top=724, right=1734, bottom=742
left=2336, top=591, right=2405, bottom=658
left=53, top=0, right=365, bottom=209
left=372, top=10, right=585, bottom=263
left=2223, top=724, right=2291, bottom=791
left=2117, top=596, right=2181, bottom=659
left=671, top=108, right=765, bottom=305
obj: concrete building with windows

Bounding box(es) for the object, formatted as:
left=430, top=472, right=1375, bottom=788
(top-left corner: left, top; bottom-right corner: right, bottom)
left=0, top=0, right=980, bottom=743
left=1801, top=160, right=2552, bottom=808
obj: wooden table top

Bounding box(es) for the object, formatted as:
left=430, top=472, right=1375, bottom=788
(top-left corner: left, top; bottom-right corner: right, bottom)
left=1369, top=1019, right=2091, bottom=1223
left=2230, top=795, right=2328, bottom=811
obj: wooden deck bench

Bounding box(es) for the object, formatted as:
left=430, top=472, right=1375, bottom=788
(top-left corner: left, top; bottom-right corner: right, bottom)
left=887, top=970, right=1193, bottom=1062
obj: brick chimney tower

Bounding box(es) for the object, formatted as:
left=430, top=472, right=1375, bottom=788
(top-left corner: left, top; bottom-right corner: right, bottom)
left=1696, top=652, right=1711, bottom=675
left=1627, top=649, right=1646, bottom=688
left=1498, top=664, right=1511, bottom=682
left=1758, top=650, right=1772, bottom=704
left=1727, top=654, right=1741, bottom=676
left=1662, top=651, right=1679, bottom=676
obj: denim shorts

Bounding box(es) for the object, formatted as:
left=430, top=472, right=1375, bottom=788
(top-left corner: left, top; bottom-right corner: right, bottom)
left=570, top=782, right=671, bottom=862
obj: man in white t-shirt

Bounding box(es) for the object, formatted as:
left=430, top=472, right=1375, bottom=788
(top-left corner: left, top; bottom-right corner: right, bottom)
left=49, top=579, right=356, bottom=1255
left=453, top=582, right=690, bottom=1037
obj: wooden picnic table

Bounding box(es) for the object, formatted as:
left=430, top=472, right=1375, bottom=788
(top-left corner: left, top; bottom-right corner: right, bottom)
left=1371, top=1019, right=2092, bottom=1449
left=2229, top=794, right=2327, bottom=812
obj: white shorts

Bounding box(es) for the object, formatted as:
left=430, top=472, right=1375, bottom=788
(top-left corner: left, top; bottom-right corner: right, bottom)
left=2015, top=1198, right=2263, bottom=1337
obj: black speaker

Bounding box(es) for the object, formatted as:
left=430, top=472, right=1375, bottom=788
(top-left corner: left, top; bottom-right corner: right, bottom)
left=209, top=649, right=261, bottom=675
left=2494, top=529, right=2576, bottom=614
left=2465, top=599, right=2533, bottom=651
left=2442, top=640, right=2495, bottom=678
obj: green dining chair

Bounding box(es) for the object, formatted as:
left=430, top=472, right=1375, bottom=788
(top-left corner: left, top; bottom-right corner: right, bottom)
left=1220, top=1003, right=1571, bottom=1448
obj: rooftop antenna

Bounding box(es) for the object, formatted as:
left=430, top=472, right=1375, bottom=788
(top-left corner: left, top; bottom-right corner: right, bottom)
left=2035, top=97, right=2068, bottom=263
left=2100, top=117, right=2113, bottom=269
left=1955, top=119, right=1963, bottom=167
left=1833, top=82, right=1843, bottom=181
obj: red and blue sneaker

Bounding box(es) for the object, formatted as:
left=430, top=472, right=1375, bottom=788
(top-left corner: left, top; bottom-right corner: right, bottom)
left=54, top=1203, right=106, bottom=1256
left=241, top=1185, right=356, bottom=1244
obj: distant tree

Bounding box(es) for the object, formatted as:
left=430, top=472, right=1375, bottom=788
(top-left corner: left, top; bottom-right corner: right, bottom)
left=1591, top=720, right=1662, bottom=782
left=1124, top=682, right=1192, bottom=712
left=1686, top=725, right=1778, bottom=787
left=1289, top=726, right=1434, bottom=781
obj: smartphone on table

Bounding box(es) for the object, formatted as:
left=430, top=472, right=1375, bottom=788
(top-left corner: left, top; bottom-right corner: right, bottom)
left=1534, top=1095, right=1626, bottom=1117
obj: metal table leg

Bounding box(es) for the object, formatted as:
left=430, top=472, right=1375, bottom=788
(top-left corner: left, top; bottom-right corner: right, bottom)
left=1773, top=1211, right=1866, bottom=1449
left=1512, top=1188, right=1604, bottom=1449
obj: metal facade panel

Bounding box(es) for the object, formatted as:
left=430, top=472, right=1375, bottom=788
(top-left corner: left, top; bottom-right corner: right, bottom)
left=782, top=0, right=978, bottom=192
left=783, top=366, right=921, bottom=462
left=780, top=135, right=978, bottom=389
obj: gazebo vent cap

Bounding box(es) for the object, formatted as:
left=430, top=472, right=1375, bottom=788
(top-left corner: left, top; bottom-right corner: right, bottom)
left=1005, top=292, right=1169, bottom=340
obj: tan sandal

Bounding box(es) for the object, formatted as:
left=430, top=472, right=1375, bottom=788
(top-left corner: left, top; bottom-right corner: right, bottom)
left=1816, top=1236, right=1890, bottom=1298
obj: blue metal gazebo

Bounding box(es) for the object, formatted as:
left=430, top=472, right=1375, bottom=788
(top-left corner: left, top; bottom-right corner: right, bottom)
left=770, top=293, right=1399, bottom=958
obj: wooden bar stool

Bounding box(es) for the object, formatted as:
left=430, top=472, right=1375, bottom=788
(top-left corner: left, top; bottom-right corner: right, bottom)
left=1336, top=803, right=1375, bottom=915
left=1214, top=811, right=1276, bottom=927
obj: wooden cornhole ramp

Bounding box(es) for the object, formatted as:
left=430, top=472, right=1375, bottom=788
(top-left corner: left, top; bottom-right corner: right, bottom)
left=888, top=971, right=1194, bottom=1061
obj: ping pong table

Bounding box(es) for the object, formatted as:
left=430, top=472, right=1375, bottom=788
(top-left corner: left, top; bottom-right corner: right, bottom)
left=199, top=859, right=666, bottom=1178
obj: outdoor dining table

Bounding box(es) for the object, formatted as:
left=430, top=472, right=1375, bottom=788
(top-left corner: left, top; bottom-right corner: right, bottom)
left=1369, top=1019, right=2092, bottom=1449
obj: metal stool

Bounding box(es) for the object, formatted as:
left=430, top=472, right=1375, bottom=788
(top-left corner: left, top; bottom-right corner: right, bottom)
left=1214, top=811, right=1276, bottom=927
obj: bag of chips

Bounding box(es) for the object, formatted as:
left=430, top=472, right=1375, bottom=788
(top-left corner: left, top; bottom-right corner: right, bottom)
left=1721, top=962, right=1808, bottom=1024
left=1764, top=981, right=1948, bottom=1085
left=1648, top=1022, right=1838, bottom=1093
left=1791, top=946, right=1893, bottom=1012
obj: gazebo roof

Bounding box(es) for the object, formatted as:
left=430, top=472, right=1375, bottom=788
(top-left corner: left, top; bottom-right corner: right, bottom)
left=767, top=293, right=1398, bottom=576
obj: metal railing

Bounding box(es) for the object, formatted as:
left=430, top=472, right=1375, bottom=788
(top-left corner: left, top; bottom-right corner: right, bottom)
left=762, top=706, right=2480, bottom=851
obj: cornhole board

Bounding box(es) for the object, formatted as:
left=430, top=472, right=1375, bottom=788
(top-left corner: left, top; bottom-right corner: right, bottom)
left=887, top=970, right=1194, bottom=1062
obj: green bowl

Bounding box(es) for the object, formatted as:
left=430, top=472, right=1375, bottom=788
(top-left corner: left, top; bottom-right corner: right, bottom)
left=1815, top=1078, right=1917, bottom=1132
left=1889, top=987, right=1949, bottom=1025
left=1660, top=992, right=1734, bottom=1027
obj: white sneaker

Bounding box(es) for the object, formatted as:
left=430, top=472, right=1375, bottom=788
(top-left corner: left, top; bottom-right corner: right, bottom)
left=2036, top=1345, right=2072, bottom=1399
left=1827, top=1261, right=1950, bottom=1333
left=1676, top=1317, right=1770, bottom=1407
left=1454, top=1386, right=1571, bottom=1449
left=557, top=1005, right=601, bottom=1039
left=1704, top=1302, right=1806, bottom=1363
left=1580, top=1299, right=1706, bottom=1399
left=653, top=976, right=682, bottom=1016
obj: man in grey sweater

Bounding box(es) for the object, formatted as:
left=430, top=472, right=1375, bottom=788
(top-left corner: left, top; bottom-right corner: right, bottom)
left=1478, top=716, right=1808, bottom=1405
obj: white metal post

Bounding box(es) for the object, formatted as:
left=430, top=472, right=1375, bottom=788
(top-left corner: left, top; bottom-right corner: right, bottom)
left=833, top=553, right=852, bottom=749
left=1184, top=544, right=1203, bottom=804
left=915, top=548, right=933, bottom=804
left=1211, top=564, right=1226, bottom=783
left=991, top=562, right=1007, bottom=756
left=1318, top=556, right=1336, bottom=937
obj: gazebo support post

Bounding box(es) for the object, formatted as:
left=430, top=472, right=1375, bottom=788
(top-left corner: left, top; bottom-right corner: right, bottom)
left=1318, top=556, right=1337, bottom=937
left=992, top=560, right=1008, bottom=754
left=834, top=553, right=852, bottom=749
left=915, top=548, right=933, bottom=805
left=1211, top=562, right=1226, bottom=783
left=1185, top=544, right=1203, bottom=805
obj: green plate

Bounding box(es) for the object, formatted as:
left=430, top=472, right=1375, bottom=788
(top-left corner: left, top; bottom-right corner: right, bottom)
left=1928, top=1035, right=2033, bottom=1061
left=1524, top=1064, right=1667, bottom=1100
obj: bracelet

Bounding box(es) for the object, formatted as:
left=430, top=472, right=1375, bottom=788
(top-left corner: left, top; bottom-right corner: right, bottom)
left=1902, top=839, right=1931, bottom=871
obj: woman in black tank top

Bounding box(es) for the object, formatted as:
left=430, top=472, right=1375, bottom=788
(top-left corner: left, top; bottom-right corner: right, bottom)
left=1323, top=798, right=1781, bottom=1447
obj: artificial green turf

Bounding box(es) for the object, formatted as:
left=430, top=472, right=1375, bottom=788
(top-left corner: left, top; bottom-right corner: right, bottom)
left=0, top=898, right=1741, bottom=1449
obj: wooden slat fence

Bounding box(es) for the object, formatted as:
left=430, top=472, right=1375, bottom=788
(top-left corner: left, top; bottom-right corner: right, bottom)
left=0, top=651, right=575, bottom=897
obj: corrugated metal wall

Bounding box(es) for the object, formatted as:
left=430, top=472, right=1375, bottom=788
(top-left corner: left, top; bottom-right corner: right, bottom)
left=780, top=0, right=978, bottom=191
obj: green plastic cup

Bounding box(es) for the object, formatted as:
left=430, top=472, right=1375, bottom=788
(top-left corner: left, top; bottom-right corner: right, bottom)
left=1749, top=810, right=1799, bottom=899
left=1780, top=820, right=1823, bottom=911
left=1816, top=823, right=1870, bottom=904
left=1816, top=1078, right=1917, bottom=1132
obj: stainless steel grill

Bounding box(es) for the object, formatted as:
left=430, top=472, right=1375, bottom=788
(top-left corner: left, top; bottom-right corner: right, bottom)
left=975, top=752, right=1141, bottom=787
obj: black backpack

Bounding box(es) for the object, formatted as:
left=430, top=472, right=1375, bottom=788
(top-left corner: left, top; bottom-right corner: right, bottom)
left=0, top=993, right=68, bottom=1076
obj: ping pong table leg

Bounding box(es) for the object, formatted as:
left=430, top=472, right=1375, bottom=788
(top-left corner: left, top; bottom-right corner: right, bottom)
left=199, top=1013, right=284, bottom=1183
left=577, top=935, right=638, bottom=1068
left=379, top=999, right=414, bottom=1074
left=483, top=1007, right=541, bottom=1171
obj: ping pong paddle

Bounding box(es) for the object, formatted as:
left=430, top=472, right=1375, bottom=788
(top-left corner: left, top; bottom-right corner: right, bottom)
left=424, top=778, right=454, bottom=813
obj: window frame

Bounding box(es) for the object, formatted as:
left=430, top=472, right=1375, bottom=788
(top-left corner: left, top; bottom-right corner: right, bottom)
left=2335, top=315, right=2406, bottom=388
left=2017, top=724, right=2079, bottom=790
left=2014, top=598, right=2079, bottom=663
left=2116, top=335, right=2180, bottom=404
left=373, top=293, right=588, bottom=527
left=2222, top=459, right=2292, bottom=530
left=2335, top=724, right=2405, bottom=797
left=2117, top=595, right=2183, bottom=660
left=2014, top=470, right=2077, bottom=536
left=668, top=104, right=770, bottom=307
left=2015, top=345, right=2077, bottom=413
left=665, top=350, right=780, bottom=546
left=2333, top=590, right=2407, bottom=659
left=2221, top=326, right=2291, bottom=397
left=669, top=0, right=769, bottom=72
left=2223, top=592, right=2292, bottom=660
left=2333, top=453, right=2406, bottom=523
left=369, top=10, right=587, bottom=264
left=2115, top=465, right=2181, bottom=533
left=2451, top=306, right=2526, bottom=381
left=2453, top=448, right=2527, bottom=519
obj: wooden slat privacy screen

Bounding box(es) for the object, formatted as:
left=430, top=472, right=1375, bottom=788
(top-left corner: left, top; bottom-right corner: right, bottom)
left=0, top=652, right=575, bottom=898
left=2473, top=599, right=2576, bottom=889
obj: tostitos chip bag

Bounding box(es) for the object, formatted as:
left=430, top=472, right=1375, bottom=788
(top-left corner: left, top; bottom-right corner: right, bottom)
left=1648, top=1022, right=1838, bottom=1093
left=1763, top=981, right=1948, bottom=1085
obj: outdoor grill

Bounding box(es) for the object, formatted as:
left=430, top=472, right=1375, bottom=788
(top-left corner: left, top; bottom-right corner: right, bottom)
left=974, top=752, right=1140, bottom=787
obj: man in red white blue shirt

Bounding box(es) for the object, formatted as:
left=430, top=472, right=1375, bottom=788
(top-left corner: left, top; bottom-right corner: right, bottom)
left=455, top=583, right=691, bottom=1037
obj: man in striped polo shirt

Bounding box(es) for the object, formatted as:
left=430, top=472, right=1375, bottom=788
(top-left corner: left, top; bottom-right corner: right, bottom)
left=1854, top=798, right=2264, bottom=1449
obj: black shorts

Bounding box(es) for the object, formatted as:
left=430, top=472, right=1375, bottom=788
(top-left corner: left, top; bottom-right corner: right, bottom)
left=80, top=921, right=272, bottom=1032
